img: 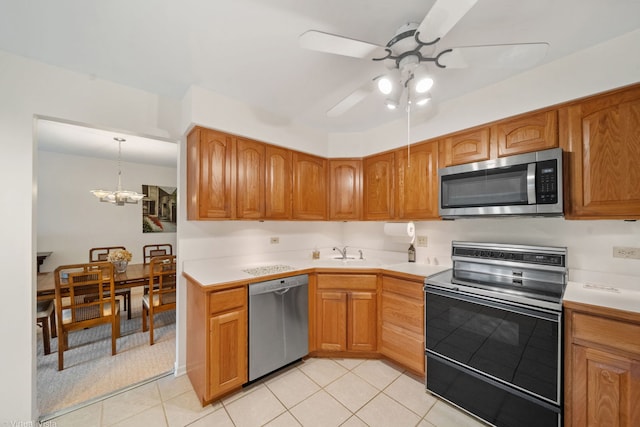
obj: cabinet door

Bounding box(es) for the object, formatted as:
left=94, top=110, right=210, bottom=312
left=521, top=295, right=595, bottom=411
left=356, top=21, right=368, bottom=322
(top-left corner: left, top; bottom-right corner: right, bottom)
left=316, top=291, right=347, bottom=351
left=236, top=138, right=265, bottom=219
left=347, top=291, right=377, bottom=352
left=563, top=86, right=640, bottom=219
left=363, top=152, right=395, bottom=220
left=571, top=345, right=640, bottom=427
left=292, top=152, right=327, bottom=220
left=329, top=159, right=362, bottom=220
left=440, top=127, right=490, bottom=167
left=209, top=308, right=247, bottom=399
left=187, top=127, right=234, bottom=219
left=380, top=276, right=424, bottom=374
left=265, top=145, right=292, bottom=219
left=396, top=141, right=439, bottom=219
left=496, top=110, right=558, bottom=157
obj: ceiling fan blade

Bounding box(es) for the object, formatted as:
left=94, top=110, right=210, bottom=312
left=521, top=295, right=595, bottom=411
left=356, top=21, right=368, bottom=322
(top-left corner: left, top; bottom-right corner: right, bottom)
left=417, top=0, right=478, bottom=43
left=299, top=30, right=387, bottom=60
left=327, top=82, right=374, bottom=117
left=439, top=43, right=550, bottom=69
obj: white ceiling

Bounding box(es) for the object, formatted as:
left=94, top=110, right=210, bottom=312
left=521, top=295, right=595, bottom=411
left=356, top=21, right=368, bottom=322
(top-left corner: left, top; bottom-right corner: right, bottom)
left=37, top=119, right=178, bottom=167
left=2, top=0, right=640, bottom=159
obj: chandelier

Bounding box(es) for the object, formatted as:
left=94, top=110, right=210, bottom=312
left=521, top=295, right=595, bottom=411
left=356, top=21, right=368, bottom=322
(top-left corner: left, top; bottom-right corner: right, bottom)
left=90, top=137, right=145, bottom=206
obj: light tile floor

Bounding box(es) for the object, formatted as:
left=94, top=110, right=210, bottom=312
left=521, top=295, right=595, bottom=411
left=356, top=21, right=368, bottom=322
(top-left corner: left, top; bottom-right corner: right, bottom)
left=49, top=358, right=489, bottom=427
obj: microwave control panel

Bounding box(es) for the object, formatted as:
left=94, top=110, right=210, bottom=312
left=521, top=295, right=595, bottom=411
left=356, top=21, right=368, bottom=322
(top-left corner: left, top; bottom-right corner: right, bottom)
left=536, top=159, right=558, bottom=204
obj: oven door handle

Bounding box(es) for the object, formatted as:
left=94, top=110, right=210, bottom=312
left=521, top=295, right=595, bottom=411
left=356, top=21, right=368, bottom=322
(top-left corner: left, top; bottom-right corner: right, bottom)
left=425, top=284, right=560, bottom=322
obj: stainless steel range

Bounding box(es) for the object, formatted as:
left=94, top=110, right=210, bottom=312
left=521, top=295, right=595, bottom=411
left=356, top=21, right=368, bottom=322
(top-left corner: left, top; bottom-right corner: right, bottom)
left=424, top=241, right=567, bottom=427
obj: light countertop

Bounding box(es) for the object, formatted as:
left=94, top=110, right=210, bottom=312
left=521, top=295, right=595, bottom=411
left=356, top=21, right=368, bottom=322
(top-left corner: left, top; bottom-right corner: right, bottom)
left=564, top=272, right=640, bottom=314
left=182, top=253, right=450, bottom=288
left=182, top=254, right=640, bottom=314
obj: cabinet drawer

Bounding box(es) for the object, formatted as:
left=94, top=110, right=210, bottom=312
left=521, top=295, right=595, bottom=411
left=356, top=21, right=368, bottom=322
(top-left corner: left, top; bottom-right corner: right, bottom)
left=209, top=286, right=246, bottom=316
left=572, top=312, right=640, bottom=355
left=317, top=274, right=377, bottom=291
left=382, top=276, right=423, bottom=299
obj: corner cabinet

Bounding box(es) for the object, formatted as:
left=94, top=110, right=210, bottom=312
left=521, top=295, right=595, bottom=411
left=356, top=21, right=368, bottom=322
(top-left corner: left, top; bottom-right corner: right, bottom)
left=561, top=84, right=640, bottom=219
left=329, top=159, right=362, bottom=220
left=187, top=127, right=234, bottom=219
left=292, top=152, right=327, bottom=220
left=564, top=302, right=640, bottom=426
left=315, top=273, right=377, bottom=354
left=186, top=278, right=247, bottom=405
left=379, top=274, right=425, bottom=375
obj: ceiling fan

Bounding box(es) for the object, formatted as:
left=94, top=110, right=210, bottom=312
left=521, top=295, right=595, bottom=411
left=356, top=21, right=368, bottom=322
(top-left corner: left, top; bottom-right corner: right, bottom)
left=299, top=0, right=549, bottom=117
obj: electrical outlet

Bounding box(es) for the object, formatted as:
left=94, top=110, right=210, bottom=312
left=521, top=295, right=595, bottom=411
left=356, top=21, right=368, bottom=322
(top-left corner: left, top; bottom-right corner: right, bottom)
left=270, top=237, right=280, bottom=244
left=416, top=235, right=428, bottom=247
left=613, top=246, right=640, bottom=259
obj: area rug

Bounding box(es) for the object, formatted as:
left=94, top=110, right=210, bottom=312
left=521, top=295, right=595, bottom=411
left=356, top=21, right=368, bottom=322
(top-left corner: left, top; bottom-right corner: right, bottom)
left=36, top=290, right=176, bottom=418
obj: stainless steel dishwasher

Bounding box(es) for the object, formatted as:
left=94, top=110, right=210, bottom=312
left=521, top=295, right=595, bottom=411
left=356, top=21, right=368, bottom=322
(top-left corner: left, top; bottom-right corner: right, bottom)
left=248, top=274, right=309, bottom=381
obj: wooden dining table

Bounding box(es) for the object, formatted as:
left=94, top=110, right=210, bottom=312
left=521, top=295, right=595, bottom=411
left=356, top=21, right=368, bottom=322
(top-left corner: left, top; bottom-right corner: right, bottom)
left=37, top=263, right=151, bottom=301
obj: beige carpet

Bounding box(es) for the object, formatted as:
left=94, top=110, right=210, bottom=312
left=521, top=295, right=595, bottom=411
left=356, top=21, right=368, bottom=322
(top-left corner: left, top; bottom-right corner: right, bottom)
left=36, top=289, right=176, bottom=418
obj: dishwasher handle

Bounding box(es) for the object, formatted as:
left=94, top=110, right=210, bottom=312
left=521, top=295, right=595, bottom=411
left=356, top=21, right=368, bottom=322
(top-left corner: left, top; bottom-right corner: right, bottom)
left=273, top=288, right=290, bottom=296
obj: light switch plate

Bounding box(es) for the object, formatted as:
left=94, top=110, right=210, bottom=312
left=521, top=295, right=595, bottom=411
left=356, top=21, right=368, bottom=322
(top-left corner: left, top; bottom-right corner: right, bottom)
left=416, top=235, right=428, bottom=247
left=270, top=237, right=279, bottom=244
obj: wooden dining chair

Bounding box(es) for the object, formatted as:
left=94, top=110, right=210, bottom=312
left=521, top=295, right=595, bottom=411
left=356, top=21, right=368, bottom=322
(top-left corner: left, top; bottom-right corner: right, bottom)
left=54, top=262, right=120, bottom=371
left=142, top=244, right=173, bottom=265
left=36, top=299, right=56, bottom=355
left=142, top=255, right=176, bottom=345
left=89, top=246, right=131, bottom=317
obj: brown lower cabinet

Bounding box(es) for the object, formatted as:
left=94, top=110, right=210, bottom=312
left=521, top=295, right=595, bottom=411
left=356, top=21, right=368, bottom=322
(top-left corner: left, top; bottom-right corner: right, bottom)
left=564, top=301, right=640, bottom=426
left=379, top=274, right=425, bottom=375
left=315, top=273, right=377, bottom=353
left=186, top=278, right=247, bottom=405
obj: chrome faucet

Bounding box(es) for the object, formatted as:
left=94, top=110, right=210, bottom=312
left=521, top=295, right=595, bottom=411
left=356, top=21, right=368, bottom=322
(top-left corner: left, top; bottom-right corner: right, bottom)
left=333, top=246, right=348, bottom=260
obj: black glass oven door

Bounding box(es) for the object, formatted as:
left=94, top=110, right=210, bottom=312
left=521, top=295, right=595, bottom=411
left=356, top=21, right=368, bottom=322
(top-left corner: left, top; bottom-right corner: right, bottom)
left=425, top=286, right=561, bottom=404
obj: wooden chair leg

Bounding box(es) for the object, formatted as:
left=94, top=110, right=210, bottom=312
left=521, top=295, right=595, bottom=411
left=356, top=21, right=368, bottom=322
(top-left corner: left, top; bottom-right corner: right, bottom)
left=142, top=303, right=148, bottom=332
left=58, top=332, right=66, bottom=371
left=50, top=310, right=57, bottom=338
left=41, top=319, right=51, bottom=355
left=149, top=308, right=154, bottom=345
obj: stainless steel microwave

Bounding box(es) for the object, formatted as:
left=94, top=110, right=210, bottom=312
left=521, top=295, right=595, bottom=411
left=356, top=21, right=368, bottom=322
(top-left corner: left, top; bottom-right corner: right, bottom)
left=438, top=148, right=563, bottom=218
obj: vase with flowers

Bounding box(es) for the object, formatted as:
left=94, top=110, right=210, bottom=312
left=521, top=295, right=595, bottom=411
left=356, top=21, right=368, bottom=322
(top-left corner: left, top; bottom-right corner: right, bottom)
left=107, top=249, right=132, bottom=273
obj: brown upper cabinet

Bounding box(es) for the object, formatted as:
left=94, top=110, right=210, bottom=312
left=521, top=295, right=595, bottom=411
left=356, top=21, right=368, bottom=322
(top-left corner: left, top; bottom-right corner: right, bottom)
left=495, top=110, right=558, bottom=157
left=265, top=145, right=292, bottom=219
left=363, top=152, right=395, bottom=220
left=396, top=141, right=439, bottom=220
left=292, top=152, right=327, bottom=220
left=235, top=138, right=265, bottom=219
left=329, top=159, right=362, bottom=220
left=187, top=127, right=234, bottom=219
left=561, top=84, right=640, bottom=219
left=440, top=127, right=491, bottom=167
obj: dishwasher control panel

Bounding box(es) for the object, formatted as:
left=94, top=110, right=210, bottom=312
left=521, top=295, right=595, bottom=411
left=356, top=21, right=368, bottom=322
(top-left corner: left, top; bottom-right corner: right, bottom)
left=248, top=274, right=308, bottom=295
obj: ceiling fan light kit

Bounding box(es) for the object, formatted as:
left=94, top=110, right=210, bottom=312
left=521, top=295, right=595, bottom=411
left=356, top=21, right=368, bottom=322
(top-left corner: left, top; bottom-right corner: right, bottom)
left=299, top=0, right=548, bottom=118
left=90, top=137, right=145, bottom=206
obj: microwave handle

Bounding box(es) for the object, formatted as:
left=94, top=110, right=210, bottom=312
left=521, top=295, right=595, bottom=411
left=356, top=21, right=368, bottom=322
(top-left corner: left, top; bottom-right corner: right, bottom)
left=527, top=163, right=536, bottom=204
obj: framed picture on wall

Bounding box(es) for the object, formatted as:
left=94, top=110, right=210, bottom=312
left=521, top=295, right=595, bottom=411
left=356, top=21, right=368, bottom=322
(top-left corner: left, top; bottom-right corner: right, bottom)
left=142, top=185, right=177, bottom=233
